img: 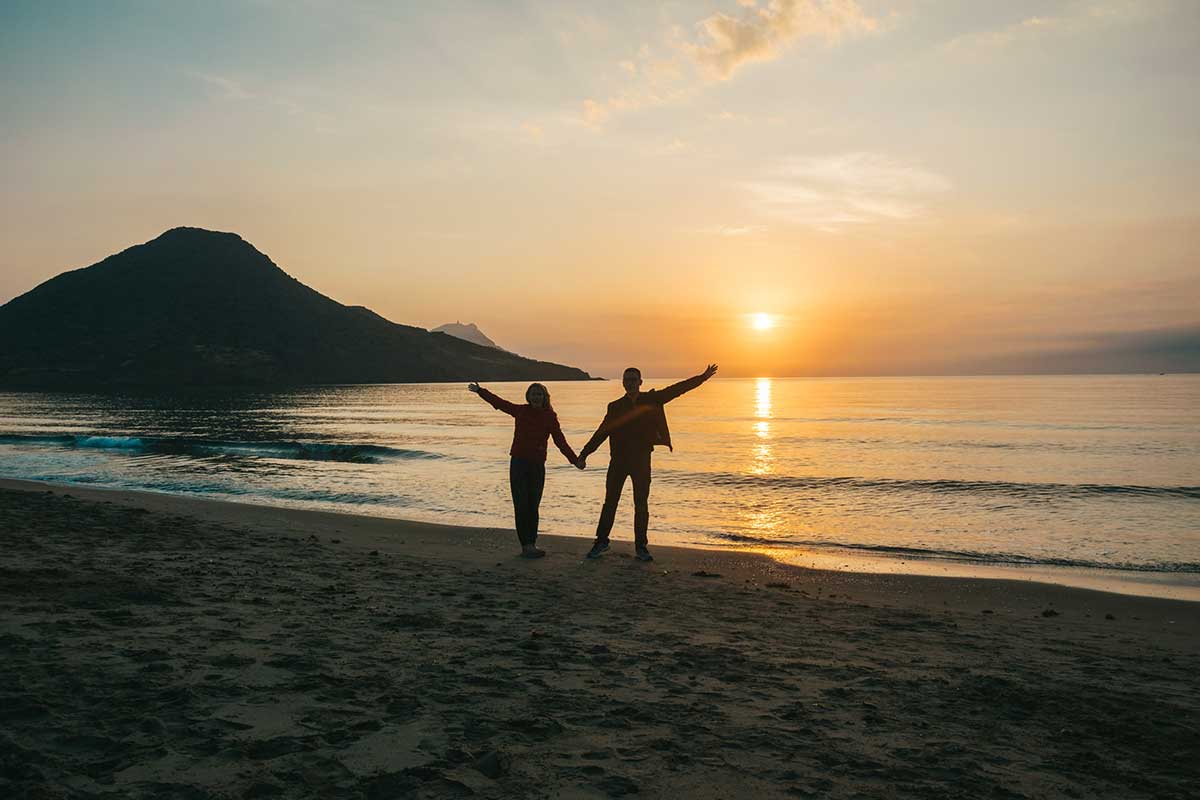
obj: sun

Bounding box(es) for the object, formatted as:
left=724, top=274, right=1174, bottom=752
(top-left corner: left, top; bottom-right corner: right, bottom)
left=750, top=312, right=775, bottom=331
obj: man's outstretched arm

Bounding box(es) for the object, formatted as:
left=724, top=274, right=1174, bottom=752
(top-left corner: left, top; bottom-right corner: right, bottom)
left=656, top=364, right=718, bottom=404
left=576, top=409, right=617, bottom=466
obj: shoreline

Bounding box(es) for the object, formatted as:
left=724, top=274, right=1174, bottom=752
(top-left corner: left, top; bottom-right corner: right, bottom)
left=2, top=476, right=1198, bottom=798
left=3, top=476, right=1198, bottom=603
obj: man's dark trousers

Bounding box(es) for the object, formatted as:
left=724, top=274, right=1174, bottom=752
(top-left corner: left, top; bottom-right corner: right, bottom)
left=594, top=449, right=652, bottom=548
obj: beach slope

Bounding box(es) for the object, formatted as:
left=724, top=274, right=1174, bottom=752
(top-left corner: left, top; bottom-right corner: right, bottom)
left=1, top=479, right=1197, bottom=799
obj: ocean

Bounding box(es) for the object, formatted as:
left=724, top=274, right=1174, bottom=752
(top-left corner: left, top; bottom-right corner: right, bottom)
left=2, top=375, right=1197, bottom=596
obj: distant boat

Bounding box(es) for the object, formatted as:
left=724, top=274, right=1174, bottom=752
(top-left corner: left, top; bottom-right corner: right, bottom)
left=0, top=227, right=592, bottom=389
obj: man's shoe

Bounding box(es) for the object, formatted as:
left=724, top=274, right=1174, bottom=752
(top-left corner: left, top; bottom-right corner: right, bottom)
left=521, top=545, right=546, bottom=559
left=585, top=540, right=610, bottom=559
left=635, top=546, right=654, bottom=562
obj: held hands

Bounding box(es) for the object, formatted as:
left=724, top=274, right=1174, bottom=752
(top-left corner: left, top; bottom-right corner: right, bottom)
left=575, top=456, right=587, bottom=470
left=467, top=382, right=481, bottom=394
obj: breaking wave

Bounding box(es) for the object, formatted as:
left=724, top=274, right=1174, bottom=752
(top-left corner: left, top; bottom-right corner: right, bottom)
left=0, top=434, right=443, bottom=464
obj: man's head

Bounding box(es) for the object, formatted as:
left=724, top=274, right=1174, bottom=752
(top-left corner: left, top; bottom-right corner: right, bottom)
left=621, top=367, right=642, bottom=398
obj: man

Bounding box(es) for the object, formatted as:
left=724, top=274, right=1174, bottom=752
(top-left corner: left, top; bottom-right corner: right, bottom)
left=576, top=364, right=718, bottom=561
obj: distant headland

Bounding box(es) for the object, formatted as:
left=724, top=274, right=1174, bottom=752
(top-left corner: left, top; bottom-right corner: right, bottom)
left=0, top=228, right=593, bottom=389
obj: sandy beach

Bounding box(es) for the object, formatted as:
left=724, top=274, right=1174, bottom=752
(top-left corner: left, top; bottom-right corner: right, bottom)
left=1, top=478, right=1198, bottom=799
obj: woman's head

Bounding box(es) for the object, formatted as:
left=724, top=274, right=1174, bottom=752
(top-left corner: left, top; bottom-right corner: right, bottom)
left=526, top=382, right=551, bottom=409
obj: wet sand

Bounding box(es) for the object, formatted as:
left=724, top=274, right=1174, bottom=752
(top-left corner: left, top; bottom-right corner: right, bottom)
left=1, top=478, right=1198, bottom=799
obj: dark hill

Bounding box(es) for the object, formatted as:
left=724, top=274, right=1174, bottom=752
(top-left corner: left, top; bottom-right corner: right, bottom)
left=0, top=227, right=592, bottom=389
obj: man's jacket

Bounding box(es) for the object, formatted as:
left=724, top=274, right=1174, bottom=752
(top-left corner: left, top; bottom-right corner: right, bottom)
left=579, top=373, right=708, bottom=462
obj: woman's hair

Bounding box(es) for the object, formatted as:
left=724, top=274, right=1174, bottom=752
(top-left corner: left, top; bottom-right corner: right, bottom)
left=525, top=382, right=552, bottom=410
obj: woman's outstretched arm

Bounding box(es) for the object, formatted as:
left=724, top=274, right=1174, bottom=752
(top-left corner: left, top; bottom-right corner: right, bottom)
left=469, top=383, right=521, bottom=416
left=549, top=414, right=579, bottom=466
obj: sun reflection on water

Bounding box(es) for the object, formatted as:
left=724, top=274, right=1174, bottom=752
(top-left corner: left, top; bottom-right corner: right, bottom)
left=755, top=377, right=773, bottom=419
left=750, top=378, right=774, bottom=476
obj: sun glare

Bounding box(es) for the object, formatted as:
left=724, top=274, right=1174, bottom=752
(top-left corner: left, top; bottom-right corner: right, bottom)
left=751, top=312, right=775, bottom=331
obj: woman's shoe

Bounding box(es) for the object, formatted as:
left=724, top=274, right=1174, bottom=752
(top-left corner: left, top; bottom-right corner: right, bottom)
left=521, top=545, right=546, bottom=559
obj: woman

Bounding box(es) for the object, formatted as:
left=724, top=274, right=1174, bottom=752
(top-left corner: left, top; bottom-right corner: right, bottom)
left=469, top=381, right=579, bottom=558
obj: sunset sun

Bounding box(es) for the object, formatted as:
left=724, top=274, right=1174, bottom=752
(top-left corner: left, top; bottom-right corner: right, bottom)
left=751, top=312, right=775, bottom=331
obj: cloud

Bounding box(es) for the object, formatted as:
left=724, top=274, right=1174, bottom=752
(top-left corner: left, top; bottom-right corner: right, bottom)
left=520, top=121, right=544, bottom=143
left=192, top=72, right=254, bottom=100
left=581, top=99, right=610, bottom=127
left=188, top=71, right=345, bottom=134
left=743, top=152, right=950, bottom=228
left=687, top=224, right=768, bottom=236
left=940, top=0, right=1166, bottom=55
left=577, top=0, right=876, bottom=127
left=555, top=13, right=610, bottom=48
left=710, top=109, right=751, bottom=123
left=657, top=138, right=689, bottom=155
left=272, top=98, right=305, bottom=115
left=416, top=230, right=475, bottom=241
left=685, top=0, right=877, bottom=80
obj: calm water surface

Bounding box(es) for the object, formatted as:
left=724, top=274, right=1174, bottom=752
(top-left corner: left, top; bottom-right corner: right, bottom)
left=1, top=376, right=1197, bottom=591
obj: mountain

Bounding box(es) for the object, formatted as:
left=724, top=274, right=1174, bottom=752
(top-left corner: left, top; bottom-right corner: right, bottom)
left=0, top=228, right=592, bottom=389
left=431, top=321, right=504, bottom=350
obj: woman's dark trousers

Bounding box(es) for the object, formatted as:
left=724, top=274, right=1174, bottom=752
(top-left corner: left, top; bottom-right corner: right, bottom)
left=509, top=457, right=546, bottom=547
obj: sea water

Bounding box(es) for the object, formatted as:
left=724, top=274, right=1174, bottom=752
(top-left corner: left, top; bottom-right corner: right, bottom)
left=1, top=376, right=1197, bottom=596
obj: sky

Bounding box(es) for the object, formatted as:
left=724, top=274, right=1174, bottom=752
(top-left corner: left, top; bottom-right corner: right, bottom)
left=2, top=0, right=1198, bottom=377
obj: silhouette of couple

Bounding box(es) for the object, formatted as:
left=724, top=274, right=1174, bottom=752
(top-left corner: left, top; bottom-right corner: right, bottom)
left=469, top=364, right=718, bottom=561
